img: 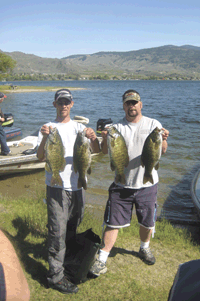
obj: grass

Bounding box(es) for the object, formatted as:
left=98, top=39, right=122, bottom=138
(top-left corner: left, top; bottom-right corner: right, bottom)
left=1, top=190, right=200, bottom=301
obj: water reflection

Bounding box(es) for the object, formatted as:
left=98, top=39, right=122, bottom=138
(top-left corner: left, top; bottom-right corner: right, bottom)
left=159, top=163, right=200, bottom=225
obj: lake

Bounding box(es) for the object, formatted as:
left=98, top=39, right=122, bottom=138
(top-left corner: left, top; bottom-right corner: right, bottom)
left=1, top=80, right=200, bottom=224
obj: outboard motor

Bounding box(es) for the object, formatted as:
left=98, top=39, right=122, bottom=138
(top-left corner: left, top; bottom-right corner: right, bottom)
left=2, top=113, right=14, bottom=127
left=96, top=118, right=113, bottom=135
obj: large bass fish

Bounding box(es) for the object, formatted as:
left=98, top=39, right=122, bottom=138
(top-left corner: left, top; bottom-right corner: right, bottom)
left=107, top=126, right=129, bottom=185
left=141, top=127, right=163, bottom=184
left=73, top=130, right=92, bottom=190
left=45, top=127, right=66, bottom=186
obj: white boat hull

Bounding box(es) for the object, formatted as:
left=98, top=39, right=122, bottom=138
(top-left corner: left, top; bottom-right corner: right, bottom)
left=0, top=135, right=45, bottom=176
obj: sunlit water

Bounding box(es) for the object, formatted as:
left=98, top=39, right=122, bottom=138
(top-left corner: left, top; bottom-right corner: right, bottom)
left=1, top=80, right=200, bottom=224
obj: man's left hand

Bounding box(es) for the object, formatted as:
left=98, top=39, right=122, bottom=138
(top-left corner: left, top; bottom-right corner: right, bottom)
left=161, top=128, right=169, bottom=141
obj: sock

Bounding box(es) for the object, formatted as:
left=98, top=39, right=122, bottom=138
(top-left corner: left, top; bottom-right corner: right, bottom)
left=140, top=241, right=150, bottom=249
left=99, top=249, right=110, bottom=263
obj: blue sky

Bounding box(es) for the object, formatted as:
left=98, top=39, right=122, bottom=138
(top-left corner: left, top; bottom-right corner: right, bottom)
left=1, top=0, right=200, bottom=58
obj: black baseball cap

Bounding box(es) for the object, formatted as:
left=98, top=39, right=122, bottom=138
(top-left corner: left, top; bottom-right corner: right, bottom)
left=54, top=89, right=73, bottom=102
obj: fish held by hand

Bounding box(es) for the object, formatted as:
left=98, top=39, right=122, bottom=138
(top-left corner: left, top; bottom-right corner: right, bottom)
left=73, top=130, right=92, bottom=190
left=141, top=127, right=164, bottom=184
left=45, top=127, right=66, bottom=187
left=107, top=126, right=129, bottom=185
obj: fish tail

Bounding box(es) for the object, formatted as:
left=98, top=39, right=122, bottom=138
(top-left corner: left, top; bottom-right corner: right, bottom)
left=143, top=173, right=154, bottom=184
left=51, top=174, right=63, bottom=187
left=78, top=177, right=87, bottom=190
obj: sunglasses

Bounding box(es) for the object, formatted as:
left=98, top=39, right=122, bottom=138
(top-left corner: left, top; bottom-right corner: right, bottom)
left=56, top=99, right=71, bottom=106
left=125, top=100, right=139, bottom=106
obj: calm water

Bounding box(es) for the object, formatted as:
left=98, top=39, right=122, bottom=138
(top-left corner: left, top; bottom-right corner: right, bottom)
left=1, top=80, right=200, bottom=224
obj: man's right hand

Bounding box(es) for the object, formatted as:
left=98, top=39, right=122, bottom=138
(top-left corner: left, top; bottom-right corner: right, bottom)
left=40, top=125, right=52, bottom=137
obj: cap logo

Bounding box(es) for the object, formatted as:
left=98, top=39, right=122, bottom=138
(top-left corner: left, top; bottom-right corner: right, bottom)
left=123, top=92, right=140, bottom=102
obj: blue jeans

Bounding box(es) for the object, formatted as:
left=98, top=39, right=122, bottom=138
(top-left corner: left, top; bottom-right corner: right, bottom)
left=0, top=125, right=10, bottom=154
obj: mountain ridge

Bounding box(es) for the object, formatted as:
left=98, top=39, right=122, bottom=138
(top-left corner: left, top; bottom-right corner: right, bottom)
left=2, top=45, right=200, bottom=78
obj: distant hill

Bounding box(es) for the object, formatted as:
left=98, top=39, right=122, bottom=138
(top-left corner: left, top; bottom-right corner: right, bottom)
left=2, top=45, right=200, bottom=78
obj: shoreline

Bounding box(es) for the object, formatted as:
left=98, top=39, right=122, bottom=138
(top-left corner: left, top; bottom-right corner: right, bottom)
left=0, top=86, right=85, bottom=94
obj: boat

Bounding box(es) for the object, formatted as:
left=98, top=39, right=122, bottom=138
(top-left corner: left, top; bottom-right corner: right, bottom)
left=73, top=115, right=89, bottom=124
left=0, top=135, right=45, bottom=176
left=190, top=167, right=200, bottom=218
left=5, top=126, right=22, bottom=140
left=2, top=113, right=22, bottom=140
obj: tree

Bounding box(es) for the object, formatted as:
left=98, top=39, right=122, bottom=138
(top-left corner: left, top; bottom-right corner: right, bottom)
left=0, top=52, right=16, bottom=79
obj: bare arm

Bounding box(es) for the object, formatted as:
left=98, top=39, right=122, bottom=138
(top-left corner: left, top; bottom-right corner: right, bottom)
left=0, top=230, right=30, bottom=301
left=101, top=130, right=108, bottom=154
left=85, top=128, right=101, bottom=153
left=161, top=128, right=169, bottom=154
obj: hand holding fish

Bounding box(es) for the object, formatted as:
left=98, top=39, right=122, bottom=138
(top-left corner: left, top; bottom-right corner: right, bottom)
left=161, top=127, right=169, bottom=154
left=101, top=130, right=108, bottom=139
left=85, top=127, right=101, bottom=153
left=85, top=127, right=97, bottom=141
left=40, top=125, right=52, bottom=138
left=161, top=128, right=169, bottom=141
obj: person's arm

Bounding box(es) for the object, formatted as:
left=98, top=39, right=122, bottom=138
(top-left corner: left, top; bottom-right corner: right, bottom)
left=0, top=230, right=30, bottom=301
left=101, top=130, right=108, bottom=154
left=0, top=110, right=5, bottom=123
left=85, top=128, right=101, bottom=153
left=37, top=125, right=51, bottom=161
left=161, top=128, right=169, bottom=154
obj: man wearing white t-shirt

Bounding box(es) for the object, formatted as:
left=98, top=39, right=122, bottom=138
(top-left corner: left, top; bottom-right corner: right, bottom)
left=37, top=89, right=100, bottom=294
left=89, top=89, right=169, bottom=277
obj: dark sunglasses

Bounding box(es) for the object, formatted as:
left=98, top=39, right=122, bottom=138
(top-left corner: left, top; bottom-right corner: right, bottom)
left=125, top=100, right=139, bottom=106
left=57, top=99, right=71, bottom=106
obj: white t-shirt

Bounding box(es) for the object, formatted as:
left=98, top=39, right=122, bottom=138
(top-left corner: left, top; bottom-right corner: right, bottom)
left=113, top=116, right=162, bottom=189
left=37, top=120, right=86, bottom=191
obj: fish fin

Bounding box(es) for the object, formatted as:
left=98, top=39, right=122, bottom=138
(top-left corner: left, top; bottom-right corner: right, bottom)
left=45, top=162, right=51, bottom=173
left=78, top=177, right=87, bottom=190
left=141, top=158, right=144, bottom=167
left=155, top=162, right=159, bottom=170
left=51, top=174, right=63, bottom=187
left=110, top=161, right=115, bottom=171
left=87, top=166, right=92, bottom=175
left=143, top=174, right=154, bottom=184
left=115, top=174, right=126, bottom=185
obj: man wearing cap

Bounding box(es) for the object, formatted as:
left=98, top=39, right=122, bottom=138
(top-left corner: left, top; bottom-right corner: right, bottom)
left=37, top=89, right=100, bottom=294
left=89, top=89, right=169, bottom=277
left=0, top=93, right=11, bottom=156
